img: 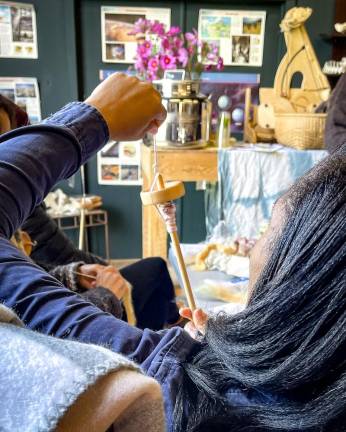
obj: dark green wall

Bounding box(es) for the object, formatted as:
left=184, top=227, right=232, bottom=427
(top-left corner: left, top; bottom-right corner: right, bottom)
left=0, top=0, right=78, bottom=115
left=0, top=0, right=83, bottom=194
left=0, top=0, right=335, bottom=259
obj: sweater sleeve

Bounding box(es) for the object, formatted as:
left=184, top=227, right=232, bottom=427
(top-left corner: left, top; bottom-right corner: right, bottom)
left=47, top=262, right=124, bottom=319
left=48, top=261, right=84, bottom=292
left=0, top=102, right=109, bottom=240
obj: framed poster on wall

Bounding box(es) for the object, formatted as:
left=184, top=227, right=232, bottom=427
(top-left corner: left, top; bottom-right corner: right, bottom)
left=200, top=72, right=260, bottom=134
left=0, top=76, right=41, bottom=122
left=0, top=1, right=38, bottom=58
left=198, top=9, right=266, bottom=67
left=97, top=140, right=142, bottom=186
left=101, top=5, right=171, bottom=63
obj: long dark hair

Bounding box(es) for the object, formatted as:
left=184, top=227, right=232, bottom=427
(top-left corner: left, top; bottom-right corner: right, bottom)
left=174, top=150, right=346, bottom=431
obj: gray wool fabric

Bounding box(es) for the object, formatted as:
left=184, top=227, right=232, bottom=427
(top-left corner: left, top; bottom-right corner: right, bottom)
left=0, top=303, right=140, bottom=432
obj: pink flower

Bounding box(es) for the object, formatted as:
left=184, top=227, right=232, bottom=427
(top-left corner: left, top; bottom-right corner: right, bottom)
left=204, top=64, right=213, bottom=71
left=130, top=18, right=151, bottom=34
left=148, top=56, right=160, bottom=72
left=185, top=29, right=199, bottom=45
left=161, top=37, right=170, bottom=51
left=207, top=52, right=216, bottom=61
left=167, top=26, right=181, bottom=36
left=173, top=36, right=184, bottom=49
left=150, top=20, right=165, bottom=35
left=137, top=40, right=152, bottom=58
left=216, top=57, right=224, bottom=70
left=147, top=70, right=159, bottom=81
left=135, top=57, right=146, bottom=71
left=187, top=45, right=195, bottom=55
left=160, top=54, right=176, bottom=70
left=211, top=44, right=219, bottom=55
left=177, top=47, right=188, bottom=67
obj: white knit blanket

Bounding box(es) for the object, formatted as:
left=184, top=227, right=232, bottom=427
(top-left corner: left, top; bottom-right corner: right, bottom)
left=0, top=304, right=140, bottom=432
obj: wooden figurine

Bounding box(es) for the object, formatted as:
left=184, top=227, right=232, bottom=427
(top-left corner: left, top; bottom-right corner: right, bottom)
left=244, top=7, right=330, bottom=143
left=272, top=7, right=330, bottom=113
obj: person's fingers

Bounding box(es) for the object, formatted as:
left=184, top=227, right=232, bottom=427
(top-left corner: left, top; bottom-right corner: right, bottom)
left=105, top=265, right=119, bottom=274
left=184, top=321, right=205, bottom=341
left=95, top=265, right=116, bottom=280
left=79, top=264, right=104, bottom=276
left=179, top=307, right=193, bottom=320
left=179, top=308, right=208, bottom=337
left=193, top=309, right=208, bottom=334
left=154, top=103, right=167, bottom=124
left=81, top=279, right=94, bottom=289
left=144, top=110, right=166, bottom=135
left=194, top=309, right=208, bottom=324
left=145, top=122, right=159, bottom=135
left=92, top=264, right=128, bottom=299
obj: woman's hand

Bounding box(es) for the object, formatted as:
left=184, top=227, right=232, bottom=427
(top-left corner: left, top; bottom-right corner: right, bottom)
left=77, top=263, right=104, bottom=289
left=179, top=307, right=208, bottom=340
left=85, top=73, right=166, bottom=141
left=77, top=264, right=128, bottom=300
left=93, top=265, right=128, bottom=300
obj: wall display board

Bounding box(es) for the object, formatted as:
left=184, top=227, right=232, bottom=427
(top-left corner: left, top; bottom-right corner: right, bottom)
left=98, top=69, right=141, bottom=186
left=198, top=9, right=266, bottom=66
left=0, top=76, right=41, bottom=122
left=200, top=72, right=260, bottom=134
left=101, top=5, right=171, bottom=63
left=0, top=1, right=37, bottom=58
left=97, top=140, right=142, bottom=186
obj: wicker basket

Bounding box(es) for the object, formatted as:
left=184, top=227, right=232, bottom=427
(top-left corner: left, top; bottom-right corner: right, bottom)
left=275, top=112, right=326, bottom=150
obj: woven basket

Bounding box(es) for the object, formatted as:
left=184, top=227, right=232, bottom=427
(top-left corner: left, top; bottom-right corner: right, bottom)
left=275, top=112, right=326, bottom=150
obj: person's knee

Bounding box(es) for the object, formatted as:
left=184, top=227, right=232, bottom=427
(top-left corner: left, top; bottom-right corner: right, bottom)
left=141, top=257, right=169, bottom=275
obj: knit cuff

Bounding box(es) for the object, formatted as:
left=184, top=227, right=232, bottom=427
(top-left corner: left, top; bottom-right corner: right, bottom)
left=49, top=261, right=84, bottom=292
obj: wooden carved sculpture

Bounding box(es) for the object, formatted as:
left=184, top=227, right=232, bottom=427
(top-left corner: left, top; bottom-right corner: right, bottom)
left=272, top=7, right=330, bottom=112
left=244, top=7, right=330, bottom=143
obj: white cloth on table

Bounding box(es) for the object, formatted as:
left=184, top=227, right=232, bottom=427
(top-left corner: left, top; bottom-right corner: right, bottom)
left=208, top=146, right=327, bottom=238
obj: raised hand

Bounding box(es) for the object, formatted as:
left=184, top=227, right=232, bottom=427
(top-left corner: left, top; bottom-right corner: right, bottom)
left=85, top=73, right=166, bottom=141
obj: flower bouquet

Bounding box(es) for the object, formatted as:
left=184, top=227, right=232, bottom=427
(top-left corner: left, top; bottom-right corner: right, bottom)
left=130, top=19, right=224, bottom=81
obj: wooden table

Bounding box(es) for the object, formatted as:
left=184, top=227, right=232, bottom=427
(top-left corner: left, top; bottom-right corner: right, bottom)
left=141, top=144, right=218, bottom=259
